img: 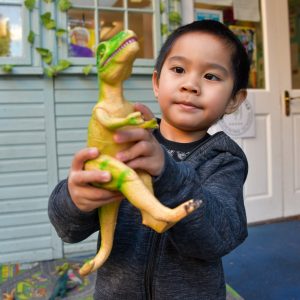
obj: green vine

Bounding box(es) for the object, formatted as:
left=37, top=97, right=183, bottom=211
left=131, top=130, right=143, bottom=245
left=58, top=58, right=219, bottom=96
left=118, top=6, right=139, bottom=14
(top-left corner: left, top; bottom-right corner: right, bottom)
left=2, top=65, right=13, bottom=73
left=2, top=1, right=94, bottom=76
left=24, top=0, right=36, bottom=11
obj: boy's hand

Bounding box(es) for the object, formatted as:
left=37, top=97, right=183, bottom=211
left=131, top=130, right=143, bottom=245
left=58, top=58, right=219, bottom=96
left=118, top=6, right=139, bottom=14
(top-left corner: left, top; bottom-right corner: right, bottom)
left=68, top=148, right=123, bottom=212
left=114, top=103, right=165, bottom=176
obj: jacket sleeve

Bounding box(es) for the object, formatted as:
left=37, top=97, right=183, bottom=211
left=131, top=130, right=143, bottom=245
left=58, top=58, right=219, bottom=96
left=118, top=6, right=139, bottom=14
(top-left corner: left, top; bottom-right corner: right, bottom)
left=153, top=147, right=248, bottom=261
left=48, top=179, right=99, bottom=243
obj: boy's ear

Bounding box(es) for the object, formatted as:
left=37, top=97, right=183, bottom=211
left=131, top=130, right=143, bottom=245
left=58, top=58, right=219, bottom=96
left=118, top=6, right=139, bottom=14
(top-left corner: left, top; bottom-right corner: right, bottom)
left=225, top=89, right=247, bottom=114
left=152, top=71, right=159, bottom=98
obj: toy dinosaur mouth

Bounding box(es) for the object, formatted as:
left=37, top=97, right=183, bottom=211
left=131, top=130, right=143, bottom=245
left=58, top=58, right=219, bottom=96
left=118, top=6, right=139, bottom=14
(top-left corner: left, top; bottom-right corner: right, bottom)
left=102, top=37, right=138, bottom=67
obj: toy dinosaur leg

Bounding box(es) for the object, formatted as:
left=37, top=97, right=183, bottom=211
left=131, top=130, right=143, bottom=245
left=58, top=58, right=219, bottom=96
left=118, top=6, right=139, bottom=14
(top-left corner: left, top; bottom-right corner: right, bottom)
left=79, top=201, right=120, bottom=276
left=121, top=178, right=201, bottom=233
left=86, top=154, right=202, bottom=233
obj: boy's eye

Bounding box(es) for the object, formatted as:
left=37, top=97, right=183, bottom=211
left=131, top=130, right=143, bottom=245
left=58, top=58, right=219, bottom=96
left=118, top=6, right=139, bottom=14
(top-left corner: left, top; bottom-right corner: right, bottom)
left=172, top=67, right=185, bottom=74
left=204, top=73, right=220, bottom=81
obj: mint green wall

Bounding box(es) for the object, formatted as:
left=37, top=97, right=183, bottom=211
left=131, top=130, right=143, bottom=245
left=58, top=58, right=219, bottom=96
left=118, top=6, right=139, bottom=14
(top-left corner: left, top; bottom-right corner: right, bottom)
left=0, top=74, right=157, bottom=263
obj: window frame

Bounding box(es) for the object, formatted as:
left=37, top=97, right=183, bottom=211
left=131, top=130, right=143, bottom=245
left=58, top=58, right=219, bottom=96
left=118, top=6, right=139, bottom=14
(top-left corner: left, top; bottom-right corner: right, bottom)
left=0, top=0, right=161, bottom=75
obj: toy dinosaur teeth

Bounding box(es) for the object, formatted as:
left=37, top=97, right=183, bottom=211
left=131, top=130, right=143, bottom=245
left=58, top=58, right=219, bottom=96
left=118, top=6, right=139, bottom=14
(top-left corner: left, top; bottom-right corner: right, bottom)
left=102, top=37, right=137, bottom=67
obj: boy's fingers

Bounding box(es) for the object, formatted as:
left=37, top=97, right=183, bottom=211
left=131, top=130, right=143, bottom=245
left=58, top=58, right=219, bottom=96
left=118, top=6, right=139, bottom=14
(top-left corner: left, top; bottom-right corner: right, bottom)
left=114, top=127, right=149, bottom=144
left=79, top=185, right=122, bottom=202
left=134, top=103, right=155, bottom=121
left=116, top=141, right=149, bottom=162
left=71, top=148, right=99, bottom=171
left=72, top=170, right=111, bottom=185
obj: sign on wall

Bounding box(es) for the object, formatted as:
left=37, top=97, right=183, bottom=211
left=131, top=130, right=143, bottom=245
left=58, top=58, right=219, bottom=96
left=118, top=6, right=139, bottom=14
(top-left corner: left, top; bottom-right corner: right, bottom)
left=209, top=93, right=256, bottom=138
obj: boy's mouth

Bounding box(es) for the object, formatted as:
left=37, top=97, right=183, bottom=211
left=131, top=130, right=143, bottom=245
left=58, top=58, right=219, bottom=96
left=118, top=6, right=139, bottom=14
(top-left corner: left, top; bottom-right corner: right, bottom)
left=175, top=100, right=200, bottom=109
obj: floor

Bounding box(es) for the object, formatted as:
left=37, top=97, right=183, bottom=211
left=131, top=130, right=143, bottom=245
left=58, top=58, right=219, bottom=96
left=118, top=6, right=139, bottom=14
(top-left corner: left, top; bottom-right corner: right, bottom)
left=223, top=219, right=300, bottom=300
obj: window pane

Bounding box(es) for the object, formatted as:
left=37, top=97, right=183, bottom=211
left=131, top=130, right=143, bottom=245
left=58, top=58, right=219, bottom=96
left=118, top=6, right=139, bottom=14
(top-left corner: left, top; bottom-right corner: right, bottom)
left=128, top=12, right=153, bottom=59
left=67, top=8, right=96, bottom=57
left=128, top=0, right=152, bottom=9
left=194, top=1, right=265, bottom=89
left=98, top=0, right=124, bottom=8
left=98, top=10, right=124, bottom=41
left=0, top=4, right=22, bottom=57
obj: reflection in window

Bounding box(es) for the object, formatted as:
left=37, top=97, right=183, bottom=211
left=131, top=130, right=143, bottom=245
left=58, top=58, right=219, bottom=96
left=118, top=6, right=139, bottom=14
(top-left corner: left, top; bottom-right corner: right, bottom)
left=0, top=5, right=22, bottom=57
left=98, top=10, right=124, bottom=41
left=129, top=12, right=153, bottom=59
left=98, top=0, right=124, bottom=8
left=67, top=9, right=95, bottom=57
left=128, top=0, right=152, bottom=9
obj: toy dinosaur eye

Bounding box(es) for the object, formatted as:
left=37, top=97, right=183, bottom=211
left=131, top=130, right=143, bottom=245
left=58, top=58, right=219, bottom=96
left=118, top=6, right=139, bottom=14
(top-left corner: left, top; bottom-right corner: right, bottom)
left=97, top=43, right=106, bottom=58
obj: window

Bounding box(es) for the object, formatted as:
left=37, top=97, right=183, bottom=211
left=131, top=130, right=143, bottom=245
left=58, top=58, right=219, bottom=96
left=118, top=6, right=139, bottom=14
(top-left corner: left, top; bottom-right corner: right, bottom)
left=194, top=1, right=265, bottom=89
left=0, top=0, right=31, bottom=65
left=58, top=0, right=160, bottom=67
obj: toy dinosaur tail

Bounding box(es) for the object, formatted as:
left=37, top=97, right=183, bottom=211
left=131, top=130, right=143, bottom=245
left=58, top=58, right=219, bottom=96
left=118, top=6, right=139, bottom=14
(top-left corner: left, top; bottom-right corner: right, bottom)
left=79, top=201, right=120, bottom=277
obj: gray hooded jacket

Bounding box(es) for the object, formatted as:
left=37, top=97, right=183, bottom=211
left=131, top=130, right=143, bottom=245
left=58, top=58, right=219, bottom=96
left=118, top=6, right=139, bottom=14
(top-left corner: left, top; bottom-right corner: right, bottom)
left=48, top=131, right=248, bottom=300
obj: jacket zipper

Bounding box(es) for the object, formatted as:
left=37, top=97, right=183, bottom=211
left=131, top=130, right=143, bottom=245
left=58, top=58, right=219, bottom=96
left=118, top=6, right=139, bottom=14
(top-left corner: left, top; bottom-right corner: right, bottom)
left=145, top=231, right=161, bottom=300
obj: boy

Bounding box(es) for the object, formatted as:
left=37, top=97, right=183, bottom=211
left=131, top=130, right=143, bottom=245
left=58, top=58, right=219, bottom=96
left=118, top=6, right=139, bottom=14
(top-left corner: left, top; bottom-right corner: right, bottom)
left=49, top=20, right=250, bottom=299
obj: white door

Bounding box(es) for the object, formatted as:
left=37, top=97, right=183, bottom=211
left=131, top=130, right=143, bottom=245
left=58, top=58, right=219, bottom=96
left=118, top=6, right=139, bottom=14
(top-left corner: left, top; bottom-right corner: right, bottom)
left=242, top=0, right=284, bottom=222
left=277, top=0, right=300, bottom=217
left=186, top=0, right=285, bottom=223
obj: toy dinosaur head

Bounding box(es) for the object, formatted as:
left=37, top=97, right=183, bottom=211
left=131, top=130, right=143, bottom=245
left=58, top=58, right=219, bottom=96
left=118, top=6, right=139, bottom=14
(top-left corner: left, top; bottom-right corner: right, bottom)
left=96, top=30, right=139, bottom=83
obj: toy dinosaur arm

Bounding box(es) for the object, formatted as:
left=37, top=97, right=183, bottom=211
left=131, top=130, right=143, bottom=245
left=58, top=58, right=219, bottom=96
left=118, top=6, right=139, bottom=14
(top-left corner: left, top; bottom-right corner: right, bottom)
left=95, top=107, right=158, bottom=130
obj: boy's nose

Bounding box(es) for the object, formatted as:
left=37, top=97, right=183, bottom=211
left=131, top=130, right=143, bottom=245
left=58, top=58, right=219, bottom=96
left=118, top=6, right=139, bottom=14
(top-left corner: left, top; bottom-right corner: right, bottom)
left=180, top=82, right=200, bottom=95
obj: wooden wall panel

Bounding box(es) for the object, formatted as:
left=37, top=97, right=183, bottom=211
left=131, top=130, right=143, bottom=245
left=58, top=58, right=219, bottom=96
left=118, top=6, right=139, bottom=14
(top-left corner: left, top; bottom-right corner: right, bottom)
left=0, top=77, right=61, bottom=263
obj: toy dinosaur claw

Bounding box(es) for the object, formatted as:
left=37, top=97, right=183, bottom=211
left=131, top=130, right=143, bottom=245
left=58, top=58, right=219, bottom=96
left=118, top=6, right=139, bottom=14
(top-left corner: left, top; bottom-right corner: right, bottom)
left=127, top=111, right=144, bottom=125
left=140, top=118, right=159, bottom=129
left=184, top=199, right=203, bottom=213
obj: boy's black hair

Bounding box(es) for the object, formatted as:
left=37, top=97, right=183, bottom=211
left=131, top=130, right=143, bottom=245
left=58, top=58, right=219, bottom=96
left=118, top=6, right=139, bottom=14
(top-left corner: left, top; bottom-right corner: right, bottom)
left=155, top=20, right=250, bottom=97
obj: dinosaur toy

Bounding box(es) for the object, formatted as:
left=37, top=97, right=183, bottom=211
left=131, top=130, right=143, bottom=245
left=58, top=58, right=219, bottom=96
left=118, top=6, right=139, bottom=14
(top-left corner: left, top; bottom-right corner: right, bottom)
left=79, top=30, right=202, bottom=276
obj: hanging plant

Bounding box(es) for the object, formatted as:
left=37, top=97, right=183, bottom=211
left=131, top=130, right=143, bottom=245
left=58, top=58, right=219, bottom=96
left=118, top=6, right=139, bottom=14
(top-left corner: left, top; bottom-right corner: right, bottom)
left=41, top=12, right=56, bottom=30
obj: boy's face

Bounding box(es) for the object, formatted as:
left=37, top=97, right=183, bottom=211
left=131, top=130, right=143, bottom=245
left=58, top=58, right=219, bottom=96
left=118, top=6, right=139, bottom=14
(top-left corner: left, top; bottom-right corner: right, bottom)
left=152, top=32, right=246, bottom=142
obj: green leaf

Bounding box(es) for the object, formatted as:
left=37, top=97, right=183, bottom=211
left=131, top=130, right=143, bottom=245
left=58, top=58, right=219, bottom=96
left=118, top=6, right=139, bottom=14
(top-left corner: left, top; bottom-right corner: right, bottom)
left=82, top=64, right=93, bottom=76
left=24, top=0, right=36, bottom=11
left=27, top=30, right=35, bottom=44
left=35, top=48, right=53, bottom=64
left=41, top=12, right=56, bottom=30
left=44, top=66, right=55, bottom=77
left=161, top=24, right=168, bottom=36
left=160, top=2, right=165, bottom=14
left=56, top=28, right=68, bottom=37
left=2, top=65, right=13, bottom=73
left=43, top=53, right=53, bottom=64
left=56, top=60, right=72, bottom=72
left=35, top=47, right=50, bottom=56
left=43, top=0, right=53, bottom=3
left=168, top=12, right=181, bottom=25
left=58, top=0, right=72, bottom=12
